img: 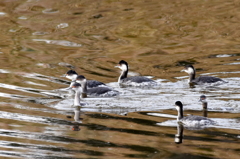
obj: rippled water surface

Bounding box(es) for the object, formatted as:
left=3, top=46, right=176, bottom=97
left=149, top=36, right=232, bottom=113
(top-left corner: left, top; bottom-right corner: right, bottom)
left=0, top=0, right=240, bottom=158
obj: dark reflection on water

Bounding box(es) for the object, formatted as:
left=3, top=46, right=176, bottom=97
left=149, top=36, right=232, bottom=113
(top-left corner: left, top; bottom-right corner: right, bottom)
left=0, top=129, right=80, bottom=143
left=164, top=154, right=218, bottom=159
left=95, top=66, right=115, bottom=72
left=86, top=113, right=157, bottom=126
left=203, top=109, right=208, bottom=117
left=85, top=123, right=159, bottom=136
left=175, top=124, right=184, bottom=144
left=34, top=75, right=70, bottom=85
left=80, top=67, right=116, bottom=78
left=0, top=141, right=103, bottom=157
left=196, top=130, right=240, bottom=141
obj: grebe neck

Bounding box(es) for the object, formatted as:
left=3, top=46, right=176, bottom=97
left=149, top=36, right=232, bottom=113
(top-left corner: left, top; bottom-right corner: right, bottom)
left=74, top=89, right=81, bottom=106
left=189, top=72, right=195, bottom=83
left=79, top=79, right=88, bottom=98
left=119, top=69, right=128, bottom=83
left=202, top=101, right=208, bottom=109
left=176, top=106, right=184, bottom=121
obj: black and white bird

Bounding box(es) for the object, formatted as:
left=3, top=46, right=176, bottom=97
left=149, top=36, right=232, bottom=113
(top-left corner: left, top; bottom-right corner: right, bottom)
left=115, top=60, right=157, bottom=87
left=181, top=65, right=225, bottom=85
left=65, top=70, right=106, bottom=88
left=174, top=101, right=215, bottom=128
left=75, top=75, right=119, bottom=97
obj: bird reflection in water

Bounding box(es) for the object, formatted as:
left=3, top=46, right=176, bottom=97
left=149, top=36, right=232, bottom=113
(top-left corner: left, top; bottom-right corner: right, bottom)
left=66, top=106, right=82, bottom=131
left=175, top=124, right=184, bottom=144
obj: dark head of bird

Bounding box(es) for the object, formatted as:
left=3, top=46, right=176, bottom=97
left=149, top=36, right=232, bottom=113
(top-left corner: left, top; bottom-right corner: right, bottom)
left=66, top=70, right=77, bottom=75
left=71, top=82, right=81, bottom=88
left=175, top=101, right=184, bottom=120
left=76, top=75, right=86, bottom=81
left=200, top=95, right=206, bottom=101
left=185, top=65, right=194, bottom=69
left=175, top=101, right=183, bottom=108
left=119, top=60, right=128, bottom=67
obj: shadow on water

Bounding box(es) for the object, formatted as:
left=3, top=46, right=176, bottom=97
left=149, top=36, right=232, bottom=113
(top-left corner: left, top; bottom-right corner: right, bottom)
left=85, top=123, right=159, bottom=136
left=86, top=113, right=158, bottom=126
left=0, top=141, right=104, bottom=157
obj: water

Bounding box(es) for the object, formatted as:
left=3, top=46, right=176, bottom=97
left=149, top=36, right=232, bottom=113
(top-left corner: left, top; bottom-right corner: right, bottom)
left=0, top=0, right=240, bottom=158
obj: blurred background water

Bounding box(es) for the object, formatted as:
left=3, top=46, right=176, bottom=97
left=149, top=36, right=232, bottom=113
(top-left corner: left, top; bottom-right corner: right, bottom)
left=0, top=0, right=239, bottom=158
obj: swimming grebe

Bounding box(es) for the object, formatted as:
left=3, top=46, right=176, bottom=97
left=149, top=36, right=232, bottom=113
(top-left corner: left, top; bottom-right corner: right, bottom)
left=181, top=65, right=225, bottom=85
left=175, top=101, right=215, bottom=127
left=199, top=95, right=208, bottom=109
left=75, top=75, right=119, bottom=97
left=65, top=70, right=106, bottom=88
left=115, top=60, right=157, bottom=86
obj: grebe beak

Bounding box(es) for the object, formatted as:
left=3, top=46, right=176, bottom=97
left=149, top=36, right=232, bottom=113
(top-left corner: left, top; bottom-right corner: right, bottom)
left=61, top=74, right=67, bottom=77
left=180, top=69, right=186, bottom=72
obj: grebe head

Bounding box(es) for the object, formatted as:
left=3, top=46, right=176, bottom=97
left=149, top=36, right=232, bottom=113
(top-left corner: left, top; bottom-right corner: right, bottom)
left=71, top=82, right=81, bottom=90
left=115, top=60, right=128, bottom=71
left=175, top=101, right=183, bottom=109
left=175, top=101, right=184, bottom=121
left=199, top=95, right=207, bottom=101
left=181, top=65, right=195, bottom=75
left=76, top=75, right=87, bottom=83
left=65, top=70, right=78, bottom=81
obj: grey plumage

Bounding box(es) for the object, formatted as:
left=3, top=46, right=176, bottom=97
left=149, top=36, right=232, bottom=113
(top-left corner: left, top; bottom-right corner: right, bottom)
left=121, top=76, right=153, bottom=83
left=192, top=76, right=223, bottom=84
left=87, top=80, right=106, bottom=88
left=76, top=75, right=119, bottom=97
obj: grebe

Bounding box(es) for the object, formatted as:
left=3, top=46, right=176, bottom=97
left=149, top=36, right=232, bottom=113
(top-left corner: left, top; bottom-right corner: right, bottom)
left=181, top=65, right=225, bottom=85
left=75, top=75, right=119, bottom=97
left=175, top=101, right=215, bottom=128
left=65, top=70, right=106, bottom=88
left=115, top=60, right=157, bottom=86
left=199, top=95, right=208, bottom=109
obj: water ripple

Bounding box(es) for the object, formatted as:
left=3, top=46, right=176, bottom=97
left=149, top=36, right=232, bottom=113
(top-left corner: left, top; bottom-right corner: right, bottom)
left=33, top=39, right=82, bottom=47
left=0, top=111, right=72, bottom=126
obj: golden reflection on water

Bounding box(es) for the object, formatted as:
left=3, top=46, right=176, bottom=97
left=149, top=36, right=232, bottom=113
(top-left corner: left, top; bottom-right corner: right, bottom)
left=0, top=0, right=240, bottom=83
left=0, top=0, right=239, bottom=158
